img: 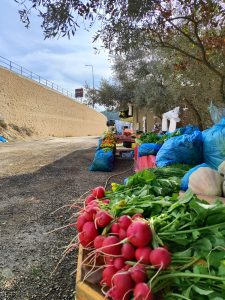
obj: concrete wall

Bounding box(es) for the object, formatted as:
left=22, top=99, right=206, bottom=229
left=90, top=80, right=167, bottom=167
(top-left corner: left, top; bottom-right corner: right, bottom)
left=0, top=68, right=107, bottom=137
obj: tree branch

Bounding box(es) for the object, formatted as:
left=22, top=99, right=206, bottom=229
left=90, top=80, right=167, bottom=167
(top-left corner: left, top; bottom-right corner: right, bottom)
left=167, top=19, right=199, bottom=47
left=193, top=21, right=223, bottom=78
left=154, top=37, right=203, bottom=63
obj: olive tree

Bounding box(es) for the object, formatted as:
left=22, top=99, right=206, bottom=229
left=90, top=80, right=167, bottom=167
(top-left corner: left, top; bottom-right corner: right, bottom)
left=16, top=0, right=225, bottom=100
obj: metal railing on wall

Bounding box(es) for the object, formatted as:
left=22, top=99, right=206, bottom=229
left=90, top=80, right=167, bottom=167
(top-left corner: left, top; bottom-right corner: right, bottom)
left=0, top=55, right=80, bottom=101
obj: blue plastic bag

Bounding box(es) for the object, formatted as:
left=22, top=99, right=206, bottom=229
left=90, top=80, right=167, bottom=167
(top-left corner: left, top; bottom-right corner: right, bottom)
left=203, top=117, right=225, bottom=169
left=208, top=102, right=225, bottom=124
left=96, top=138, right=102, bottom=150
left=138, top=143, right=161, bottom=157
left=180, top=125, right=199, bottom=135
left=180, top=163, right=209, bottom=191
left=89, top=149, right=114, bottom=172
left=0, top=136, right=7, bottom=142
left=156, top=130, right=203, bottom=167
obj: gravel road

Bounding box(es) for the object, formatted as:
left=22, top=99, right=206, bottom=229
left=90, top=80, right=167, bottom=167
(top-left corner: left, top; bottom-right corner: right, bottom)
left=0, top=137, right=133, bottom=300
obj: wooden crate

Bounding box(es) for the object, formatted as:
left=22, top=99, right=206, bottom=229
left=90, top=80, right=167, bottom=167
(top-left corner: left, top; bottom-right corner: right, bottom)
left=76, top=245, right=104, bottom=300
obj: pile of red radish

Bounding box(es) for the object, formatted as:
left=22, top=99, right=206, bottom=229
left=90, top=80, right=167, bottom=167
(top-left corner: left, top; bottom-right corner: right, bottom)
left=76, top=186, right=172, bottom=300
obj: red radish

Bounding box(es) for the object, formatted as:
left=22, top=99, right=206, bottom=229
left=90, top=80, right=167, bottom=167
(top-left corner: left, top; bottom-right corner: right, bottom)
left=121, top=243, right=135, bottom=260
left=107, top=286, right=131, bottom=300
left=101, top=236, right=121, bottom=255
left=102, top=199, right=110, bottom=204
left=132, top=214, right=143, bottom=220
left=92, top=186, right=105, bottom=199
left=87, top=200, right=99, bottom=207
left=85, top=194, right=96, bottom=205
left=133, top=282, right=154, bottom=300
left=94, top=235, right=105, bottom=249
left=113, top=257, right=125, bottom=270
left=118, top=215, right=132, bottom=230
left=111, top=223, right=120, bottom=235
left=150, top=247, right=171, bottom=270
left=130, top=265, right=147, bottom=283
left=82, top=221, right=98, bottom=242
left=101, top=265, right=117, bottom=287
left=112, top=271, right=134, bottom=296
left=122, top=265, right=131, bottom=271
left=127, top=221, right=152, bottom=247
left=95, top=210, right=113, bottom=227
left=78, top=232, right=92, bottom=248
left=76, top=214, right=88, bottom=232
left=119, top=228, right=127, bottom=240
left=104, top=255, right=114, bottom=265
left=135, top=247, right=152, bottom=264
left=83, top=206, right=99, bottom=221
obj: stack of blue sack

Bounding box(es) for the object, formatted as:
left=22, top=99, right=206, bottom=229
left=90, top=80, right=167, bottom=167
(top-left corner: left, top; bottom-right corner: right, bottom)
left=202, top=117, right=225, bottom=169
left=156, top=128, right=203, bottom=168
left=138, top=143, right=162, bottom=157
left=89, top=138, right=115, bottom=172
left=179, top=118, right=225, bottom=191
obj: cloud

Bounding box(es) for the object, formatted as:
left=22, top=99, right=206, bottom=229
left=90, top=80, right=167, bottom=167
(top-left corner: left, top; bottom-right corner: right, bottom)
left=0, top=0, right=112, bottom=93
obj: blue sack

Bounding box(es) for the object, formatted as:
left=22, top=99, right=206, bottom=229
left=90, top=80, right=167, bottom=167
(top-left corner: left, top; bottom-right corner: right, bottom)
left=96, top=138, right=102, bottom=150
left=180, top=125, right=199, bottom=135
left=138, top=143, right=161, bottom=157
left=89, top=149, right=114, bottom=172
left=180, top=163, right=209, bottom=191
left=156, top=130, right=203, bottom=167
left=203, top=117, right=225, bottom=169
left=0, top=136, right=7, bottom=142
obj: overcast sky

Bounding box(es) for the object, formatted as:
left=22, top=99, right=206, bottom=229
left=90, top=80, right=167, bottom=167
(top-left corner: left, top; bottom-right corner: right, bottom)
left=0, top=0, right=112, bottom=98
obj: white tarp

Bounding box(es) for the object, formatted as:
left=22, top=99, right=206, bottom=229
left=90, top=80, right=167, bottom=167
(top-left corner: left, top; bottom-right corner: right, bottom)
left=162, top=107, right=180, bottom=132
left=115, top=120, right=133, bottom=134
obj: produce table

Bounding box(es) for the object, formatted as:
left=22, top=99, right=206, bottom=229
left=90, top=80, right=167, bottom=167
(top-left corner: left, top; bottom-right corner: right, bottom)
left=79, top=122, right=225, bottom=299
left=114, top=134, right=135, bottom=143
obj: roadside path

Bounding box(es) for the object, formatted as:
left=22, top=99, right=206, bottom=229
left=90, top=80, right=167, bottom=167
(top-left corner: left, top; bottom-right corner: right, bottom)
left=0, top=136, right=99, bottom=177
left=0, top=137, right=133, bottom=300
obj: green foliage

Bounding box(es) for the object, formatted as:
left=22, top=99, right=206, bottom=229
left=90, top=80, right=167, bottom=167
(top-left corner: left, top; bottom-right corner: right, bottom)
left=136, top=129, right=183, bottom=145
left=16, top=0, right=225, bottom=118
left=136, top=132, right=160, bottom=144
left=85, top=79, right=132, bottom=110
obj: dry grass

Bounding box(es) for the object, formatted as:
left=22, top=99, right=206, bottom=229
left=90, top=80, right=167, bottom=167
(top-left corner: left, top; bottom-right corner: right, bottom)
left=0, top=119, right=7, bottom=129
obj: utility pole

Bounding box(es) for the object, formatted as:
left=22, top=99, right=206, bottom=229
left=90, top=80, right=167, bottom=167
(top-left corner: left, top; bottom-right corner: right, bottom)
left=85, top=64, right=95, bottom=108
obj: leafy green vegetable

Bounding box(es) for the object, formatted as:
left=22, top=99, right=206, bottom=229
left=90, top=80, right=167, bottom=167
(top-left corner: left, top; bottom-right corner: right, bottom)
left=152, top=164, right=192, bottom=179
left=103, top=168, right=225, bottom=299
left=136, top=132, right=160, bottom=144
left=136, top=129, right=183, bottom=145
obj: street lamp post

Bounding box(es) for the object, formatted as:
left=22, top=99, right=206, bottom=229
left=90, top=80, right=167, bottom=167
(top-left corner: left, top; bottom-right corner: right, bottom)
left=85, top=64, right=95, bottom=108
left=85, top=64, right=95, bottom=90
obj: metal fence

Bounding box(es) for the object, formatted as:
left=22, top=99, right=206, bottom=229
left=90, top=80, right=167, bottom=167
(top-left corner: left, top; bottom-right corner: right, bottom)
left=0, top=55, right=79, bottom=101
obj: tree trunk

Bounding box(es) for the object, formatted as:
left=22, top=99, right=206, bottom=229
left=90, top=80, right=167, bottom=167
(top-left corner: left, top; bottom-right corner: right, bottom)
left=220, top=76, right=225, bottom=103
left=183, top=98, right=203, bottom=130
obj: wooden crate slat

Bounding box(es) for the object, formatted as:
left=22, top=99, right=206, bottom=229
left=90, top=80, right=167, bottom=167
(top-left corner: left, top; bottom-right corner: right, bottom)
left=76, top=245, right=105, bottom=300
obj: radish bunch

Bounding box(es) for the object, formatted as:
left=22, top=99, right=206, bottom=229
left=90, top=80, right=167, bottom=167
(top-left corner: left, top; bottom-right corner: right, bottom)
left=75, top=186, right=171, bottom=300
left=76, top=186, right=113, bottom=248
left=101, top=218, right=170, bottom=299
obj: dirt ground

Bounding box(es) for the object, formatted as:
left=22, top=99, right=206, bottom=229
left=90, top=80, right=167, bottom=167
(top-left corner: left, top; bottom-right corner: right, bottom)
left=0, top=137, right=134, bottom=300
